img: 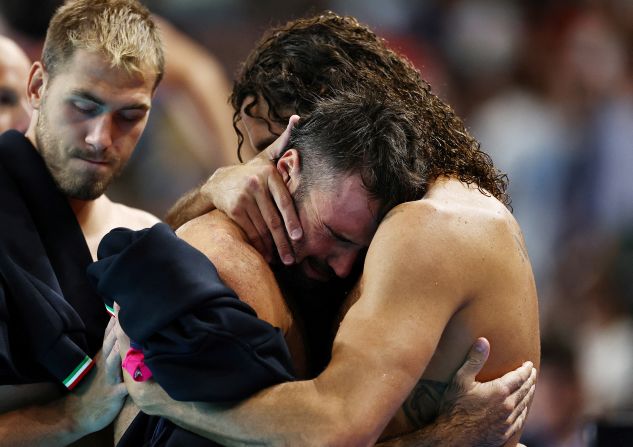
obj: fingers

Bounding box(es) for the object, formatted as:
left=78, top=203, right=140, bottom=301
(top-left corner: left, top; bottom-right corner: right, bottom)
left=507, top=367, right=537, bottom=424
left=232, top=204, right=273, bottom=261
left=454, top=337, right=490, bottom=385
left=496, top=361, right=534, bottom=396
left=104, top=338, right=123, bottom=384
left=264, top=115, right=300, bottom=159
left=105, top=314, right=116, bottom=334
left=504, top=393, right=531, bottom=440
left=263, top=174, right=302, bottom=265
left=253, top=196, right=292, bottom=265
left=114, top=320, right=131, bottom=362
left=267, top=169, right=302, bottom=241
left=210, top=124, right=303, bottom=265
left=245, top=210, right=275, bottom=262
left=231, top=163, right=299, bottom=264
left=509, top=366, right=537, bottom=408
left=226, top=179, right=276, bottom=261
left=102, top=317, right=117, bottom=357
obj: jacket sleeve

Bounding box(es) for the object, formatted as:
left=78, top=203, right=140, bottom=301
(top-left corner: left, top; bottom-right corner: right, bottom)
left=87, top=223, right=295, bottom=402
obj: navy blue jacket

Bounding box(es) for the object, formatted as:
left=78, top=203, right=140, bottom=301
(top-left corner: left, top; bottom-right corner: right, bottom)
left=0, top=130, right=107, bottom=389
left=88, top=224, right=296, bottom=445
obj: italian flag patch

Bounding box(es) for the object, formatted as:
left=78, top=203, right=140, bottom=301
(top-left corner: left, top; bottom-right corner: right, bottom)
left=105, top=303, right=115, bottom=317
left=63, top=356, right=95, bottom=390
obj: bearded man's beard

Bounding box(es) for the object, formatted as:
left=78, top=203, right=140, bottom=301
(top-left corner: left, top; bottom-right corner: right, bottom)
left=35, top=103, right=120, bottom=200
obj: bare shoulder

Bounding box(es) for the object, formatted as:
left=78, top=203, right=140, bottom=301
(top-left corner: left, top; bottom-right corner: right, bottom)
left=177, top=209, right=244, bottom=242
left=176, top=210, right=260, bottom=283
left=367, top=178, right=524, bottom=291
left=377, top=178, right=519, bottom=254
left=109, top=202, right=160, bottom=230
left=177, top=210, right=292, bottom=333
left=176, top=210, right=252, bottom=261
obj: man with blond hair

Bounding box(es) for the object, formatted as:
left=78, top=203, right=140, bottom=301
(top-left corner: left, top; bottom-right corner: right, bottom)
left=0, top=0, right=163, bottom=444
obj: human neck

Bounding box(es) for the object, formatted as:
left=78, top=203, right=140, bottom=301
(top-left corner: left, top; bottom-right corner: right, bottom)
left=68, top=197, right=100, bottom=230
left=24, top=113, right=39, bottom=149
left=68, top=195, right=111, bottom=234
left=69, top=195, right=111, bottom=261
left=69, top=197, right=94, bottom=217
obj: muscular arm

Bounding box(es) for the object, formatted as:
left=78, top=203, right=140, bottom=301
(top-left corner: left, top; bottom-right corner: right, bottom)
left=164, top=183, right=215, bottom=230
left=155, top=17, right=238, bottom=168
left=124, top=207, right=535, bottom=445
left=123, top=210, right=466, bottom=446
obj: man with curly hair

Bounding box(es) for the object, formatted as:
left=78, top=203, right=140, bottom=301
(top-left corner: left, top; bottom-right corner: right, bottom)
left=122, top=12, right=539, bottom=446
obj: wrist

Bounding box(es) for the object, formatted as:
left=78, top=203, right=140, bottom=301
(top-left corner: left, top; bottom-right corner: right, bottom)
left=199, top=174, right=219, bottom=204
left=45, top=395, right=88, bottom=443
left=417, top=412, right=461, bottom=447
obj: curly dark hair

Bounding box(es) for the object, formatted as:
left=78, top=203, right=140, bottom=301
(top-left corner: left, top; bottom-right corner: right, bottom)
left=231, top=11, right=509, bottom=206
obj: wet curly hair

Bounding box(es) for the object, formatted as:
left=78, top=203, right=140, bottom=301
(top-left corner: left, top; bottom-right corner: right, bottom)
left=231, top=11, right=509, bottom=206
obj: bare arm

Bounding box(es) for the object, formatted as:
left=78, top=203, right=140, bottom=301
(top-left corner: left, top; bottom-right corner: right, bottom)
left=123, top=208, right=537, bottom=445
left=120, top=211, right=478, bottom=445
left=155, top=17, right=238, bottom=167
left=377, top=339, right=536, bottom=447
left=119, top=333, right=535, bottom=447
left=0, top=318, right=127, bottom=446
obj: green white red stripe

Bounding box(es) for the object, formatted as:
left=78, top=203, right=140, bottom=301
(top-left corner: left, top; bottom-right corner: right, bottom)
left=105, top=303, right=115, bottom=317
left=63, top=356, right=95, bottom=390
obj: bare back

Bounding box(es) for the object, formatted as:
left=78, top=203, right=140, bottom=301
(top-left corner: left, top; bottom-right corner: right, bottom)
left=338, top=177, right=540, bottom=443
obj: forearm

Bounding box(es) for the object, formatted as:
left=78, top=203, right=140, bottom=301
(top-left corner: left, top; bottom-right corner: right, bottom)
left=0, top=399, right=84, bottom=446
left=162, top=23, right=237, bottom=167
left=179, top=55, right=238, bottom=166
left=147, top=381, right=344, bottom=447
left=150, top=310, right=424, bottom=446
left=137, top=376, right=372, bottom=446
left=157, top=400, right=267, bottom=446
left=376, top=405, right=523, bottom=447
left=164, top=185, right=216, bottom=229
left=114, top=397, right=139, bottom=445
left=376, top=414, right=467, bottom=447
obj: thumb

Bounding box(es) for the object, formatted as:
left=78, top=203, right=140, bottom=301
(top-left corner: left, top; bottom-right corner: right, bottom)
left=455, top=337, right=490, bottom=384
left=264, top=115, right=300, bottom=160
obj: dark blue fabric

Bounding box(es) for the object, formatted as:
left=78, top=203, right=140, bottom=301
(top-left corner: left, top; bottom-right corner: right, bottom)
left=116, top=413, right=223, bottom=447
left=87, top=224, right=297, bottom=446
left=0, top=130, right=106, bottom=386
left=87, top=223, right=296, bottom=402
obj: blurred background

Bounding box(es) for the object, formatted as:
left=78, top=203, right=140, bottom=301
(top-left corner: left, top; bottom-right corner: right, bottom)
left=1, top=0, right=632, bottom=445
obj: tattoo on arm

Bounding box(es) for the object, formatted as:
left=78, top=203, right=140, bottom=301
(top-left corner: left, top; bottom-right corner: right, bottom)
left=402, top=380, right=448, bottom=427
